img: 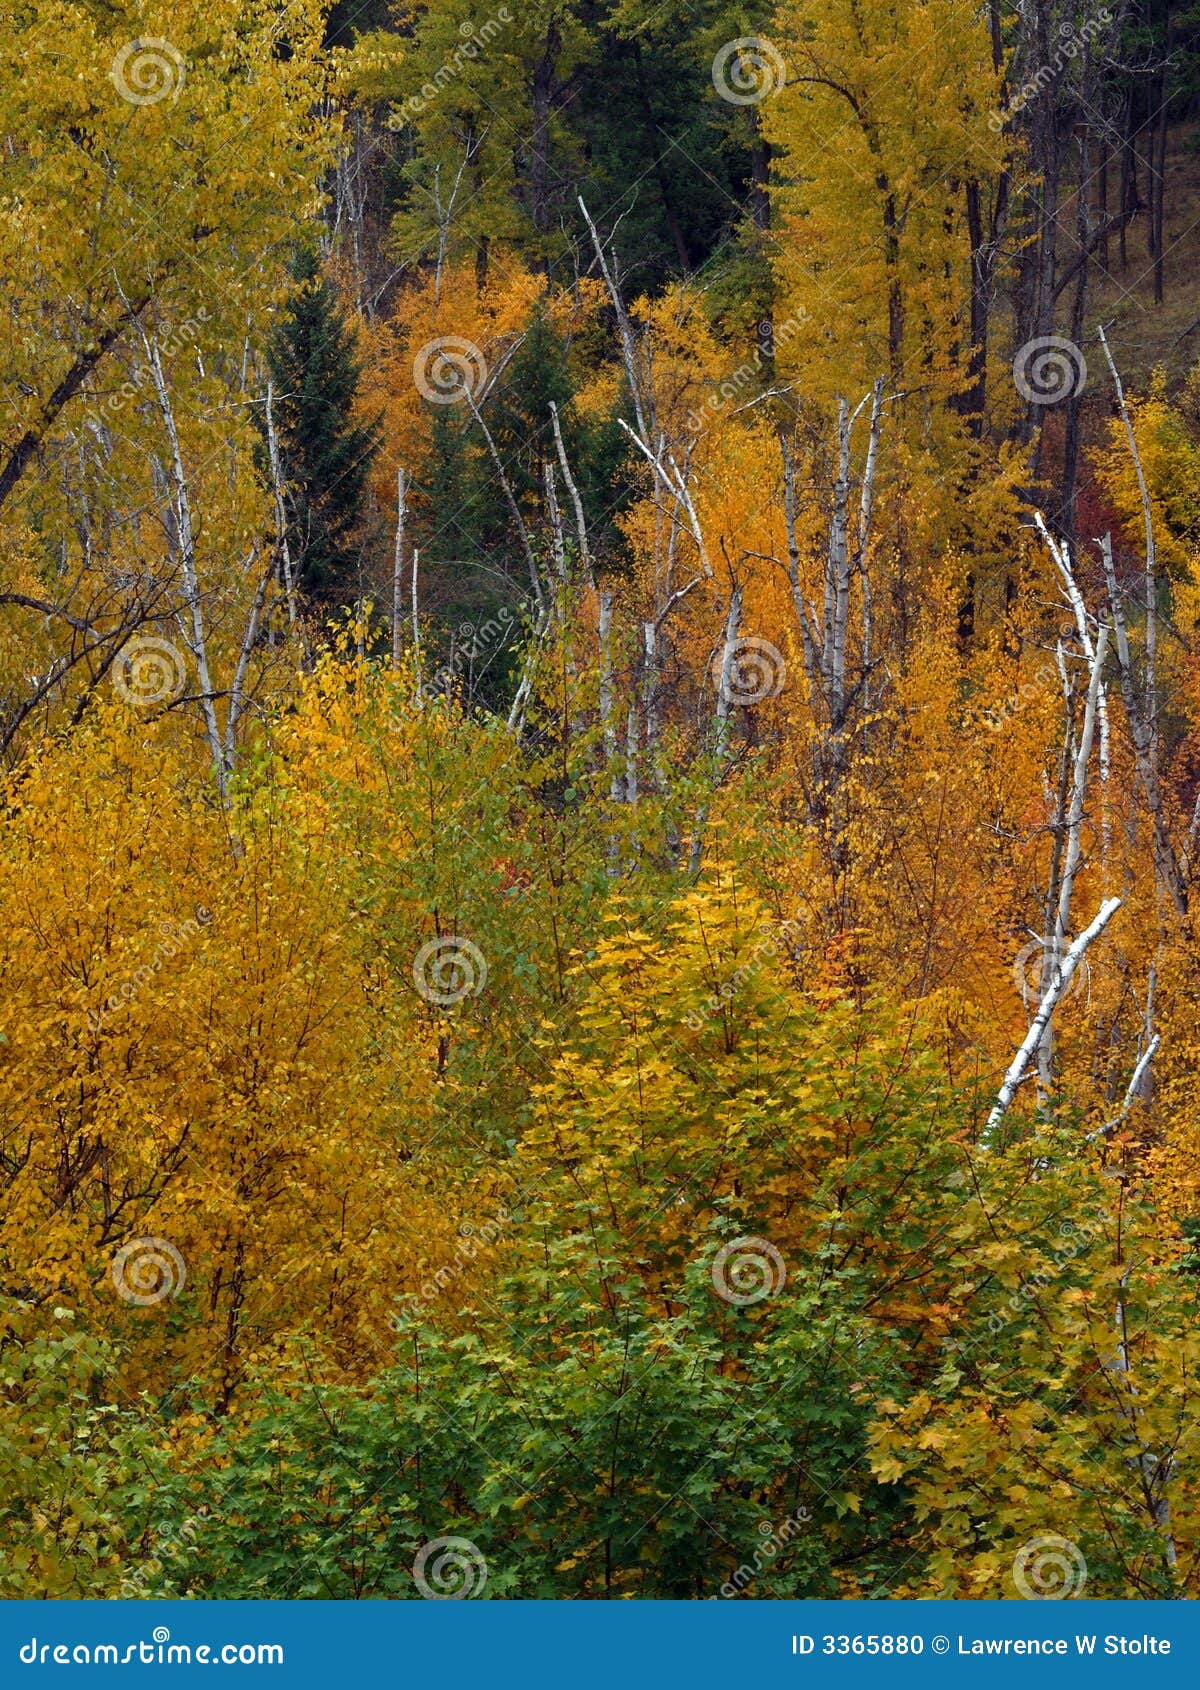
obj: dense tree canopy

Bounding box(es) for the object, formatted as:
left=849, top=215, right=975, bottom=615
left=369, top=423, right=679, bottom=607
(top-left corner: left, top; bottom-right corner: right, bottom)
left=5, top=0, right=1200, bottom=1602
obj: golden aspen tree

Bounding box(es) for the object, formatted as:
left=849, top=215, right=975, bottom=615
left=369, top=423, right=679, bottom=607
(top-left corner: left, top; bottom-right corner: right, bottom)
left=762, top=0, right=1013, bottom=553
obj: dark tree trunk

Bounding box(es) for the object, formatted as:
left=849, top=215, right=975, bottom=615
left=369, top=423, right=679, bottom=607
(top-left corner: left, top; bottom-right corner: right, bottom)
left=1098, top=149, right=1109, bottom=276
left=1153, top=24, right=1172, bottom=305
left=1061, top=129, right=1092, bottom=543
left=530, top=21, right=561, bottom=239
left=1119, top=91, right=1137, bottom=270
left=750, top=124, right=771, bottom=235
left=633, top=54, right=693, bottom=271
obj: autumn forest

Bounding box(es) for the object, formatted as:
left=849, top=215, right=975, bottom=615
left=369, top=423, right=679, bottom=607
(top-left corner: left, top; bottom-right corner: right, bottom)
left=5, top=0, right=1200, bottom=1602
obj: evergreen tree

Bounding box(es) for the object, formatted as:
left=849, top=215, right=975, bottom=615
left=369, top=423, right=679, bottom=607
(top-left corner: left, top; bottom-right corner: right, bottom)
left=265, top=248, right=380, bottom=607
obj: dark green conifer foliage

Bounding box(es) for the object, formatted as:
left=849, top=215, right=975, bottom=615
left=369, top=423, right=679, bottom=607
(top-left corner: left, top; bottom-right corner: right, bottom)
left=266, top=248, right=380, bottom=606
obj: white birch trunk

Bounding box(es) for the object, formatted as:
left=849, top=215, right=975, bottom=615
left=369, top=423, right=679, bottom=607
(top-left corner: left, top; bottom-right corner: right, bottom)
left=143, top=334, right=226, bottom=797
left=985, top=896, right=1122, bottom=1141
left=392, top=466, right=407, bottom=669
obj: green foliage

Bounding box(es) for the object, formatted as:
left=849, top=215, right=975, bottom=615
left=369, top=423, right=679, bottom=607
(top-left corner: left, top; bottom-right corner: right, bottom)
left=155, top=1242, right=900, bottom=1598
left=413, top=300, right=635, bottom=707
left=8, top=0, right=1200, bottom=1609
left=0, top=1314, right=167, bottom=1598
left=266, top=248, right=380, bottom=606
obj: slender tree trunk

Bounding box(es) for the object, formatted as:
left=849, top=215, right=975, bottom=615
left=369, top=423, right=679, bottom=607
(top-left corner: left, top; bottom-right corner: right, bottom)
left=633, top=54, right=693, bottom=270
left=1098, top=148, right=1110, bottom=275
left=265, top=379, right=299, bottom=631
left=530, top=22, right=561, bottom=242
left=392, top=466, right=407, bottom=669
left=749, top=123, right=771, bottom=235
left=145, top=345, right=226, bottom=796
left=1120, top=90, right=1137, bottom=271
left=1061, top=129, right=1092, bottom=541
left=1154, top=36, right=1171, bottom=306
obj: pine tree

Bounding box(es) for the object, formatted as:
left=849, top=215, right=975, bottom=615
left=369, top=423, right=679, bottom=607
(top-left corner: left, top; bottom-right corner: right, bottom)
left=266, top=248, right=380, bottom=606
